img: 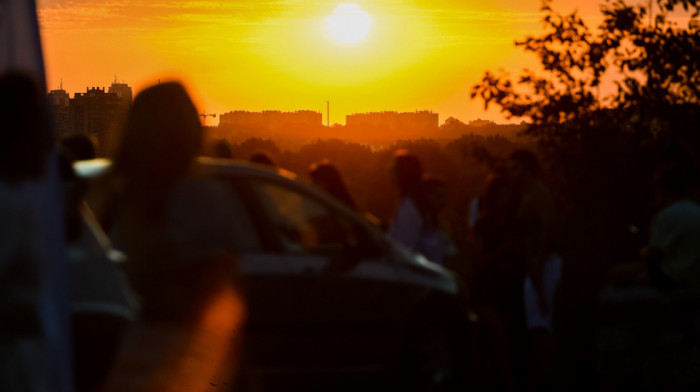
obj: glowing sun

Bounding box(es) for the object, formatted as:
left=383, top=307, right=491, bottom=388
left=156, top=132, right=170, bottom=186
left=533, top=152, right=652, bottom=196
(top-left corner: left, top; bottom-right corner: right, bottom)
left=326, top=4, right=371, bottom=44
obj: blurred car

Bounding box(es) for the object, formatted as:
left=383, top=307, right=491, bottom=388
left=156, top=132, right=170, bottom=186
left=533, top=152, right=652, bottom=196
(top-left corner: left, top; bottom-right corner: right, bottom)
left=74, top=157, right=472, bottom=391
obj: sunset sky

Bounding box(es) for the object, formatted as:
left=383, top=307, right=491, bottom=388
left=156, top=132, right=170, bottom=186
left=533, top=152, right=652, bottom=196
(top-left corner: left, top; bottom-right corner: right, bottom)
left=38, top=0, right=612, bottom=126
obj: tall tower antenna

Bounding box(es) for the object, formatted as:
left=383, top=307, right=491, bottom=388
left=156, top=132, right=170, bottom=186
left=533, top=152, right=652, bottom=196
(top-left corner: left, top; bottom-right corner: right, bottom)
left=327, top=100, right=330, bottom=127
left=59, top=77, right=63, bottom=90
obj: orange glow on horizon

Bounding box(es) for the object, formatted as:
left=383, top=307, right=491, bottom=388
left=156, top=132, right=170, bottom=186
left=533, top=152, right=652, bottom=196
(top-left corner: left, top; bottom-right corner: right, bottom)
left=38, top=0, right=610, bottom=127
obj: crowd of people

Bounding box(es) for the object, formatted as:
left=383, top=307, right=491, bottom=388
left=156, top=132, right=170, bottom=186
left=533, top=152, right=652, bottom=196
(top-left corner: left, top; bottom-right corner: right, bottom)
left=2, top=70, right=700, bottom=391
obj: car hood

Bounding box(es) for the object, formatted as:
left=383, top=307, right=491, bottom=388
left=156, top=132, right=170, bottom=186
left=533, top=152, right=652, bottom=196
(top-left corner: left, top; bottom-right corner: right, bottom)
left=387, top=239, right=459, bottom=296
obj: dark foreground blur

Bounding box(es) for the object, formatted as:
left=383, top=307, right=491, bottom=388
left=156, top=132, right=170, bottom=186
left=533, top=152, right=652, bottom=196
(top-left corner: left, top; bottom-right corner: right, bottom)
left=2, top=75, right=700, bottom=392
left=3, top=0, right=700, bottom=388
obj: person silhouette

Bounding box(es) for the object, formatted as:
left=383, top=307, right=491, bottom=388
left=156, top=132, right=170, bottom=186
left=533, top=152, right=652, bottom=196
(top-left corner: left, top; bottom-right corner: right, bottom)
left=646, top=162, right=700, bottom=289
left=309, top=159, right=357, bottom=210
left=423, top=176, right=457, bottom=267
left=507, top=149, right=560, bottom=326
left=387, top=149, right=442, bottom=264
left=59, top=133, right=96, bottom=161
left=249, top=152, right=275, bottom=167
left=507, top=149, right=560, bottom=391
left=88, top=82, right=245, bottom=391
left=471, top=168, right=526, bottom=390
left=0, top=72, right=53, bottom=392
left=58, top=149, right=135, bottom=392
left=213, top=138, right=233, bottom=159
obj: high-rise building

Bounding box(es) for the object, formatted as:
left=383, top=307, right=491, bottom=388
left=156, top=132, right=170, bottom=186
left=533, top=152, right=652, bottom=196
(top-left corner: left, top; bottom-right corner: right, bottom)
left=108, top=78, right=132, bottom=108
left=346, top=110, right=439, bottom=138
left=48, top=85, right=70, bottom=135
left=48, top=79, right=133, bottom=155
left=219, top=110, right=323, bottom=138
left=70, top=87, right=124, bottom=154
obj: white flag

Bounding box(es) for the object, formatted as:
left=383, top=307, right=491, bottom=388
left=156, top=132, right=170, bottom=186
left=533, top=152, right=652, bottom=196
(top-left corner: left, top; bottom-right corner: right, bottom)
left=0, top=0, right=46, bottom=84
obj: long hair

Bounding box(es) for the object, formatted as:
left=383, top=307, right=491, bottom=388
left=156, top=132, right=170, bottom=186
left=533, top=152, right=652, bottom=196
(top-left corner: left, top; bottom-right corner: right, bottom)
left=111, top=82, right=201, bottom=222
left=113, top=82, right=201, bottom=187
left=309, top=160, right=356, bottom=210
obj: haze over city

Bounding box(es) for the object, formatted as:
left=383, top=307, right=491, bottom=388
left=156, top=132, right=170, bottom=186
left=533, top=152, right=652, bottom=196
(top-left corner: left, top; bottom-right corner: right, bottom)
left=37, top=0, right=613, bottom=127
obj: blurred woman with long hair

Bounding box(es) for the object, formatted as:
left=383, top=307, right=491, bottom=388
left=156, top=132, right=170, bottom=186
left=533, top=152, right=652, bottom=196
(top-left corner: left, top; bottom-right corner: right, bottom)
left=88, top=82, right=245, bottom=392
left=0, top=71, right=52, bottom=392
left=309, top=159, right=357, bottom=210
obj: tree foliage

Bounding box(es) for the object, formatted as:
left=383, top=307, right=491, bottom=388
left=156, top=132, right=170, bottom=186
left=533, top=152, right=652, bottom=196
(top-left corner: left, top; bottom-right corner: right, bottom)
left=471, top=0, right=700, bottom=317
left=469, top=4, right=700, bottom=383
left=472, top=0, right=700, bottom=125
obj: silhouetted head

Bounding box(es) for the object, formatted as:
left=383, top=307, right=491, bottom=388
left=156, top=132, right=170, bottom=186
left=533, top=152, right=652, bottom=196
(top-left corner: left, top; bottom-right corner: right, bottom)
left=114, top=82, right=201, bottom=185
left=391, top=149, right=424, bottom=197
left=391, top=150, right=436, bottom=228
left=60, top=133, right=96, bottom=161
left=211, top=138, right=233, bottom=159
left=508, top=149, right=539, bottom=188
left=309, top=160, right=356, bottom=209
left=250, top=152, right=275, bottom=167
left=0, top=72, right=51, bottom=185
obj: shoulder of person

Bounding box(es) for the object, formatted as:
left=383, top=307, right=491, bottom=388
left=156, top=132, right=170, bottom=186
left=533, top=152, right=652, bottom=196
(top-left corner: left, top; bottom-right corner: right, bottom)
left=399, top=197, right=422, bottom=218
left=655, top=199, right=700, bottom=225
left=651, top=199, right=700, bottom=241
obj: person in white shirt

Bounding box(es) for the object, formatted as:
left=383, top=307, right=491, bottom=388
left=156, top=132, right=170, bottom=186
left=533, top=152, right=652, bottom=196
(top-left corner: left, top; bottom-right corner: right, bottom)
left=388, top=150, right=443, bottom=264
left=646, top=163, right=700, bottom=289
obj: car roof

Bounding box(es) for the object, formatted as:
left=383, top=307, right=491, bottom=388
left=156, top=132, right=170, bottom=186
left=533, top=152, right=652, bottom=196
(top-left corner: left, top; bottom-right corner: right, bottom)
left=73, top=156, right=372, bottom=229
left=195, top=157, right=298, bottom=182
left=72, top=156, right=297, bottom=181
left=72, top=157, right=458, bottom=294
left=72, top=158, right=112, bottom=179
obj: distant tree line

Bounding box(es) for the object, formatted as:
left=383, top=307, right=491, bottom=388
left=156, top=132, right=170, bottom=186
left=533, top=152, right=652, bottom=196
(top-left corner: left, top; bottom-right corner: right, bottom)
left=203, top=134, right=526, bottom=242
left=209, top=117, right=528, bottom=148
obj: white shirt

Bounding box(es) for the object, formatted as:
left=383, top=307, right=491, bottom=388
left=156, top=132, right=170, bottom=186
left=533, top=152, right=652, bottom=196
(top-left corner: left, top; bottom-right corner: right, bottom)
left=650, top=199, right=700, bottom=287
left=389, top=197, right=444, bottom=265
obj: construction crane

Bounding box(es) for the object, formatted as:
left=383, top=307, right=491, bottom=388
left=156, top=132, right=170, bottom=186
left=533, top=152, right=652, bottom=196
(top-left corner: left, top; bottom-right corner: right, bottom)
left=200, top=111, right=217, bottom=126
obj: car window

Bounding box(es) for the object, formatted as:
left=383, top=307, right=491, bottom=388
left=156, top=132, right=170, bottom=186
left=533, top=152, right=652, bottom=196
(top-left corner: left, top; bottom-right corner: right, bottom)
left=224, top=180, right=262, bottom=252
left=184, top=177, right=260, bottom=253
left=251, top=181, right=364, bottom=255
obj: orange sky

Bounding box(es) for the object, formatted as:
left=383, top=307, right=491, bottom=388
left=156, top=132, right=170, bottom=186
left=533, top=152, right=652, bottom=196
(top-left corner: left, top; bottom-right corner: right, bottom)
left=37, top=0, right=620, bottom=126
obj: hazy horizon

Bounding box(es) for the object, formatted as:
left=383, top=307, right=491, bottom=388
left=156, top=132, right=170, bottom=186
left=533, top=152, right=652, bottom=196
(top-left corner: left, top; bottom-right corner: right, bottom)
left=50, top=79, right=532, bottom=127
left=39, top=0, right=683, bottom=130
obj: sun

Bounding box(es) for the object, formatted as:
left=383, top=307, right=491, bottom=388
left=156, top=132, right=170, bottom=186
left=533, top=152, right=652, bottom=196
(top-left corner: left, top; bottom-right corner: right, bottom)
left=326, top=4, right=371, bottom=44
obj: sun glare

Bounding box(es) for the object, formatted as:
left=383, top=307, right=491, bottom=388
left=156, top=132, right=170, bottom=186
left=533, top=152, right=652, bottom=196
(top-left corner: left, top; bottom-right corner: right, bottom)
left=326, top=3, right=371, bottom=44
